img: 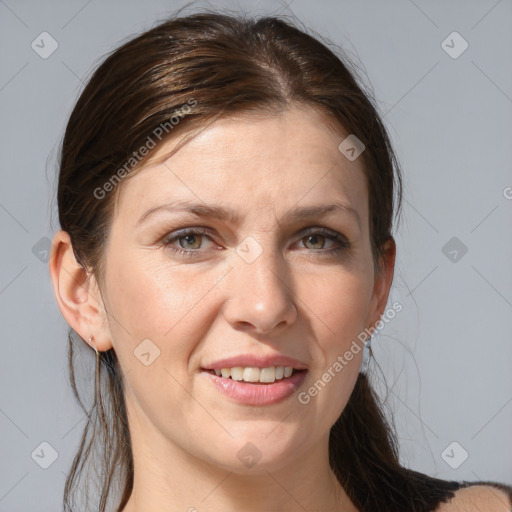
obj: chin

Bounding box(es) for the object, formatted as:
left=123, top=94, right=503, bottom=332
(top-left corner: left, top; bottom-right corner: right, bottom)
left=202, top=429, right=310, bottom=475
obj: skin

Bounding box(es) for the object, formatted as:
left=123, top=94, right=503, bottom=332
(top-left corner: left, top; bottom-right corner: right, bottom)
left=50, top=105, right=396, bottom=512
left=436, top=486, right=511, bottom=512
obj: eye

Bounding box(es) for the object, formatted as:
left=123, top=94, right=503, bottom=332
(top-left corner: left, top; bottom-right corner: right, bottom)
left=301, top=233, right=333, bottom=250
left=161, top=226, right=350, bottom=259
left=176, top=233, right=203, bottom=250
left=296, top=228, right=350, bottom=256
left=162, top=228, right=218, bottom=257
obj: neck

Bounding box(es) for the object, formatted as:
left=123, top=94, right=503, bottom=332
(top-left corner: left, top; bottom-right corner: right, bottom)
left=119, top=406, right=358, bottom=512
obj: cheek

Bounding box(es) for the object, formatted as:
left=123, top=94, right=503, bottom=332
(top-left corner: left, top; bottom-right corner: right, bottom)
left=297, top=270, right=371, bottom=416
left=103, top=250, right=229, bottom=370
left=102, top=252, right=222, bottom=430
left=304, top=268, right=373, bottom=347
left=107, top=251, right=200, bottom=332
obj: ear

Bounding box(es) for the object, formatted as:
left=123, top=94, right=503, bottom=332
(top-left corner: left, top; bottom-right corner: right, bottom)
left=48, top=230, right=113, bottom=352
left=367, top=237, right=396, bottom=329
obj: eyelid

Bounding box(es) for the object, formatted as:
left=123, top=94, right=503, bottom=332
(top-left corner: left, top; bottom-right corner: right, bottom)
left=161, top=225, right=347, bottom=244
left=299, top=226, right=348, bottom=240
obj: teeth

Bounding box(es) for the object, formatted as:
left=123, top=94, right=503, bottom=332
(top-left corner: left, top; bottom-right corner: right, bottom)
left=260, top=367, right=275, bottom=383
left=243, top=367, right=260, bottom=382
left=231, top=367, right=244, bottom=381
left=211, top=365, right=296, bottom=383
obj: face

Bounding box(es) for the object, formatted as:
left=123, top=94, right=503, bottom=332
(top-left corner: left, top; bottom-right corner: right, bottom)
left=96, top=105, right=393, bottom=473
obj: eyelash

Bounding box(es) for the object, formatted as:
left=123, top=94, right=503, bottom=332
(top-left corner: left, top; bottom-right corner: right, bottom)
left=161, top=227, right=350, bottom=259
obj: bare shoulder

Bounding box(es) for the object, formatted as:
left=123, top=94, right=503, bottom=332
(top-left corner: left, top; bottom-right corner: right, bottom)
left=435, top=484, right=512, bottom=512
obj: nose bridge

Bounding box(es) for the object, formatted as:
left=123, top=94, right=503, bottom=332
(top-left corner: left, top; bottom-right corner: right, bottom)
left=238, top=234, right=284, bottom=293
left=223, top=233, right=297, bottom=334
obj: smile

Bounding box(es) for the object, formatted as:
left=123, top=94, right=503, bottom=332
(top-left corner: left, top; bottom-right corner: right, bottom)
left=209, top=365, right=297, bottom=383
left=201, top=367, right=308, bottom=405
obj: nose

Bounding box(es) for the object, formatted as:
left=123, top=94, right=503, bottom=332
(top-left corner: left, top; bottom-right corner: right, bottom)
left=222, top=245, right=298, bottom=336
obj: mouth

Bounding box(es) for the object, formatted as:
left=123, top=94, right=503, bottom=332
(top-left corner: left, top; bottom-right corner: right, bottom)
left=200, top=365, right=308, bottom=405
left=203, top=366, right=306, bottom=384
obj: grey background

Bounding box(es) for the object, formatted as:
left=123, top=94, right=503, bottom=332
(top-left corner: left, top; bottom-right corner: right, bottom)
left=1, top=0, right=511, bottom=510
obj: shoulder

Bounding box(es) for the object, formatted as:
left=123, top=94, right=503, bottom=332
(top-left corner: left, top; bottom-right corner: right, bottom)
left=435, top=483, right=512, bottom=512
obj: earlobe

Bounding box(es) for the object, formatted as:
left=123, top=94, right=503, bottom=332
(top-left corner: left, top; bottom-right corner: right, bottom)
left=48, top=230, right=113, bottom=352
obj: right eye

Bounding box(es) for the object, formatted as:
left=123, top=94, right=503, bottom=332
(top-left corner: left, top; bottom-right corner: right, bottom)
left=162, top=228, right=219, bottom=257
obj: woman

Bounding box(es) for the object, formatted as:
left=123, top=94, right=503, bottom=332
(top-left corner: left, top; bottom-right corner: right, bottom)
left=48, top=10, right=512, bottom=512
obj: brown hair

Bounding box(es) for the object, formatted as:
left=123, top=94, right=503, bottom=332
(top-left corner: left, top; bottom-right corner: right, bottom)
left=56, top=8, right=460, bottom=511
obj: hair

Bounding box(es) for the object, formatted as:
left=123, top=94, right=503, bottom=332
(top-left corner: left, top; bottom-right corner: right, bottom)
left=56, top=8, right=461, bottom=512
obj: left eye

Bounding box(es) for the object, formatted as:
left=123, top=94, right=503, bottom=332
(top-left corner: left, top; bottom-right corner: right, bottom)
left=300, top=233, right=335, bottom=250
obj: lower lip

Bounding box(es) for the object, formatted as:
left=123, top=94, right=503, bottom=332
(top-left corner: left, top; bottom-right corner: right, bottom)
left=202, top=370, right=308, bottom=405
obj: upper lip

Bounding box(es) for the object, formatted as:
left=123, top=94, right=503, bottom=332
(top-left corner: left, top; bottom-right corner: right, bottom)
left=202, top=354, right=308, bottom=371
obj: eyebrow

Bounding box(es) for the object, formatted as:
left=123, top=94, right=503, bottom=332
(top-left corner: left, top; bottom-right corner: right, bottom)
left=136, top=200, right=360, bottom=228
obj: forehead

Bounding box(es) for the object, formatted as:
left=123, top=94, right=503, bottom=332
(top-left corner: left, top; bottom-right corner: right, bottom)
left=115, top=105, right=368, bottom=227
